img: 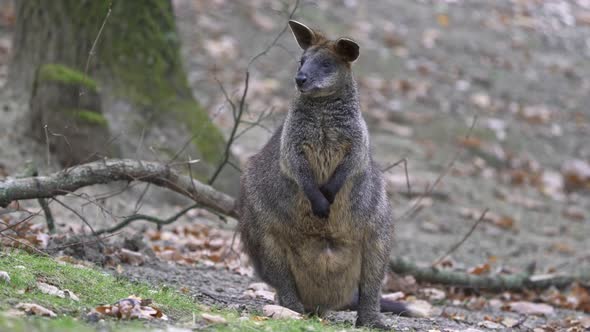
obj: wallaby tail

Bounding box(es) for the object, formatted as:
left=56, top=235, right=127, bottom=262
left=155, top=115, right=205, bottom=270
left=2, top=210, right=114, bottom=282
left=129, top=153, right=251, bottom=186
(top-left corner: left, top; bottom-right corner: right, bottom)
left=344, top=293, right=429, bottom=317
left=379, top=298, right=411, bottom=315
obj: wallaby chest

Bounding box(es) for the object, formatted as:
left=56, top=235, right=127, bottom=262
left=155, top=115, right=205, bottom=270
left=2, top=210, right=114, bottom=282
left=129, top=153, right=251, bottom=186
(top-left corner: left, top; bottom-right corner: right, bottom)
left=299, top=119, right=351, bottom=185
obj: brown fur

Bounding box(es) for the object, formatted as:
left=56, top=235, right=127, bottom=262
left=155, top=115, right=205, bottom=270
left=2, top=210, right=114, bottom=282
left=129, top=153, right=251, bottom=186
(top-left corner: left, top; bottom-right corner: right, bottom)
left=238, top=20, right=406, bottom=330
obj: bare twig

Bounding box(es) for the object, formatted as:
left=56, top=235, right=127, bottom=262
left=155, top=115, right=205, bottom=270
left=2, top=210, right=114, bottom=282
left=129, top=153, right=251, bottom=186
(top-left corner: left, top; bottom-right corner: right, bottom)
left=52, top=198, right=102, bottom=244
left=38, top=198, right=55, bottom=234
left=431, top=208, right=489, bottom=267
left=43, top=125, right=51, bottom=167
left=399, top=116, right=479, bottom=221
left=208, top=71, right=250, bottom=185
left=94, top=203, right=201, bottom=236
left=132, top=183, right=151, bottom=214
left=382, top=157, right=411, bottom=195
left=208, top=1, right=299, bottom=185
left=247, top=0, right=300, bottom=68
left=82, top=0, right=112, bottom=95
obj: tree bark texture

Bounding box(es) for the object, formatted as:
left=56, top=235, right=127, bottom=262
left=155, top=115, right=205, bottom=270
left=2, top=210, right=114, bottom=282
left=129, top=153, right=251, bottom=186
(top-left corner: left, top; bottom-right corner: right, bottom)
left=10, top=0, right=239, bottom=195
left=29, top=64, right=119, bottom=166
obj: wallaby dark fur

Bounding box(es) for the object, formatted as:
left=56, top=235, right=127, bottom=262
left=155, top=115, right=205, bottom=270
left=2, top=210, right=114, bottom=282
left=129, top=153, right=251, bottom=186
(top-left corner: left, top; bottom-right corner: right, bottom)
left=238, top=20, right=412, bottom=329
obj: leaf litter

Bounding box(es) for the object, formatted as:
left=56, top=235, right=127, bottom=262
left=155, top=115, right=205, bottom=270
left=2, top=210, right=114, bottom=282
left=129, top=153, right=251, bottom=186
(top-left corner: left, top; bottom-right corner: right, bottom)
left=91, top=295, right=167, bottom=321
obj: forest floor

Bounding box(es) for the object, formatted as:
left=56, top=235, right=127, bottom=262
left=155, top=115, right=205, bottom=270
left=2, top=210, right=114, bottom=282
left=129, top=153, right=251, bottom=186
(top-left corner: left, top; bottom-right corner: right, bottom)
left=1, top=0, right=590, bottom=331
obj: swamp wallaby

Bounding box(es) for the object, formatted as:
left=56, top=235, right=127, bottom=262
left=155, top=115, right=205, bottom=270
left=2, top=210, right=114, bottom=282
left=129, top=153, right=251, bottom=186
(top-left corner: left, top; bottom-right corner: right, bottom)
left=239, top=20, right=418, bottom=329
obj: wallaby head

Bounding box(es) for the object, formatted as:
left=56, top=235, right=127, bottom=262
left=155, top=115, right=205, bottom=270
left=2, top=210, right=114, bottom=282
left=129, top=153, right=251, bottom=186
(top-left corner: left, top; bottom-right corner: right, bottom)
left=288, top=20, right=359, bottom=98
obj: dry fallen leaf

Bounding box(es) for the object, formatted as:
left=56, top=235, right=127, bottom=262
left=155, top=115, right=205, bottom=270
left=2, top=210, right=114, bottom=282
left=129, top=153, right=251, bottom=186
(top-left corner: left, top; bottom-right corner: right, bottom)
left=468, top=263, right=491, bottom=276
left=117, top=248, right=146, bottom=266
left=459, top=208, right=515, bottom=230
left=93, top=296, right=167, bottom=321
left=201, top=313, right=227, bottom=324
left=36, top=282, right=79, bottom=301
left=384, top=274, right=418, bottom=293
left=436, top=13, right=450, bottom=27
left=548, top=242, right=574, bottom=254
left=561, top=159, right=590, bottom=192
left=470, top=92, right=491, bottom=109
left=501, top=317, right=520, bottom=328
left=254, top=290, right=275, bottom=302
left=507, top=301, right=554, bottom=316
left=420, top=288, right=445, bottom=301
left=406, top=299, right=433, bottom=318
left=247, top=282, right=272, bottom=292
left=563, top=206, right=586, bottom=222
left=250, top=12, right=275, bottom=31
left=382, top=292, right=405, bottom=302
left=519, top=105, right=553, bottom=124
left=262, top=305, right=302, bottom=320
left=203, top=36, right=238, bottom=60
left=478, top=320, right=503, bottom=329
left=16, top=303, right=57, bottom=317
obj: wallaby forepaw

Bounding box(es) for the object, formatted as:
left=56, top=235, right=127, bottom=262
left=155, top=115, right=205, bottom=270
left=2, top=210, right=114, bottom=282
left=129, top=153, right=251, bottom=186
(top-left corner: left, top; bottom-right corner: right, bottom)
left=356, top=317, right=390, bottom=330
left=319, top=185, right=336, bottom=204
left=311, top=196, right=330, bottom=218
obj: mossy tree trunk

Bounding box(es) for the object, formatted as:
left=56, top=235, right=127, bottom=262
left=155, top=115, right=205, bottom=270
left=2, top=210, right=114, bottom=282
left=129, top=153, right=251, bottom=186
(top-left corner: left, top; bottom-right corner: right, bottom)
left=10, top=0, right=239, bottom=195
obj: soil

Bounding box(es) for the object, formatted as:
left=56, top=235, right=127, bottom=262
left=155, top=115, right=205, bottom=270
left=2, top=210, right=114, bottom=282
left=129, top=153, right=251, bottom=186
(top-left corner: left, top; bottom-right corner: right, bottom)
left=1, top=0, right=589, bottom=331
left=118, top=259, right=584, bottom=331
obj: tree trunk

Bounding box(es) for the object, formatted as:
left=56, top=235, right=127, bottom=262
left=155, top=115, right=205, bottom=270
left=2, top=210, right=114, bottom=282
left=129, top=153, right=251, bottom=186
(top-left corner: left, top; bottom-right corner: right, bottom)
left=10, top=0, right=240, bottom=195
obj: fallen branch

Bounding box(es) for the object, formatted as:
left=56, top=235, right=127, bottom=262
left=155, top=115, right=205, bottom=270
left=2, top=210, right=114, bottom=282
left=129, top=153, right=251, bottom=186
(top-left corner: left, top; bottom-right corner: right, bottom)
left=0, top=158, right=238, bottom=219
left=390, top=257, right=580, bottom=291
left=1, top=158, right=585, bottom=292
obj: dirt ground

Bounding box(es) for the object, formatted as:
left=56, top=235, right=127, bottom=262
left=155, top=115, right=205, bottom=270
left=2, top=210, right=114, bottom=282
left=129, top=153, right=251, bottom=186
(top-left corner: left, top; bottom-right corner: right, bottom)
left=1, top=0, right=590, bottom=331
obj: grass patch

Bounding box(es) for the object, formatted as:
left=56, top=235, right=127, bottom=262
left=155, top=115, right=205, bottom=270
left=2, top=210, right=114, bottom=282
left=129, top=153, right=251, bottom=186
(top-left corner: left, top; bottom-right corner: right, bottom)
left=203, top=309, right=369, bottom=332
left=0, top=250, right=379, bottom=331
left=0, top=315, right=146, bottom=332
left=0, top=249, right=196, bottom=332
left=0, top=250, right=195, bottom=318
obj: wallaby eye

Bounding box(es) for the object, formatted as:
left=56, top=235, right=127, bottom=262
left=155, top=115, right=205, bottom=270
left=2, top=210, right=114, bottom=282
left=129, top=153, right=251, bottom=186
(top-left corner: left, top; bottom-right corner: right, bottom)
left=299, top=58, right=305, bottom=66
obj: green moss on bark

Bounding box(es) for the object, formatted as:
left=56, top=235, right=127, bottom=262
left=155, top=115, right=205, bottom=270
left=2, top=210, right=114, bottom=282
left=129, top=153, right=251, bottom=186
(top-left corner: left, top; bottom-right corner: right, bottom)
left=65, top=109, right=108, bottom=127
left=74, top=0, right=225, bottom=164
left=38, top=64, right=98, bottom=92
left=173, top=100, right=226, bottom=164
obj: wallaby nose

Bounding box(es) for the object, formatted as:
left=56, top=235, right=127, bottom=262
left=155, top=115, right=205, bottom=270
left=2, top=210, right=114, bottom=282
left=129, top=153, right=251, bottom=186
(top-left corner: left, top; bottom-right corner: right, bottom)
left=295, top=73, right=307, bottom=87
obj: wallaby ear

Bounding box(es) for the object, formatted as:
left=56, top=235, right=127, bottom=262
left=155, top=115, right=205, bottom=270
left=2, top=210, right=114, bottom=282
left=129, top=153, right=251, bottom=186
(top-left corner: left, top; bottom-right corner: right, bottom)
left=335, top=38, right=360, bottom=62
left=289, top=20, right=315, bottom=50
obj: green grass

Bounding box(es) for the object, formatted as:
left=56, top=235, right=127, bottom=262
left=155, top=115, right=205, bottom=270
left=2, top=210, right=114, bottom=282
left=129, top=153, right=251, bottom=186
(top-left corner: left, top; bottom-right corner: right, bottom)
left=0, top=250, right=379, bottom=331
left=0, top=250, right=195, bottom=318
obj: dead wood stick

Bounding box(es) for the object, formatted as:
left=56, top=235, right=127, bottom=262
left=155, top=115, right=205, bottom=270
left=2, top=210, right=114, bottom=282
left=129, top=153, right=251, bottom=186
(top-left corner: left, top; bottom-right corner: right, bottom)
left=390, top=257, right=580, bottom=291
left=0, top=158, right=238, bottom=219
left=2, top=158, right=586, bottom=292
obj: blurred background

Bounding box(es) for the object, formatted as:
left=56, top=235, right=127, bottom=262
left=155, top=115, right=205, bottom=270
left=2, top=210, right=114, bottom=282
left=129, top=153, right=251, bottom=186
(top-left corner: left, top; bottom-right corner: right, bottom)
left=0, top=0, right=589, bottom=329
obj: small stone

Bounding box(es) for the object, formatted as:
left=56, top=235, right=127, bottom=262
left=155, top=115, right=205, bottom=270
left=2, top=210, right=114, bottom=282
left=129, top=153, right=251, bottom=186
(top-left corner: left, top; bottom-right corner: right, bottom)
left=0, top=271, right=10, bottom=283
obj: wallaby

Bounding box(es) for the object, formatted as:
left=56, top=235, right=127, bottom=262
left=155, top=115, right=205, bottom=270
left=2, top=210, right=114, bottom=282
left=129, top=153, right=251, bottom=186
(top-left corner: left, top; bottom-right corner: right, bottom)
left=239, top=20, right=417, bottom=329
